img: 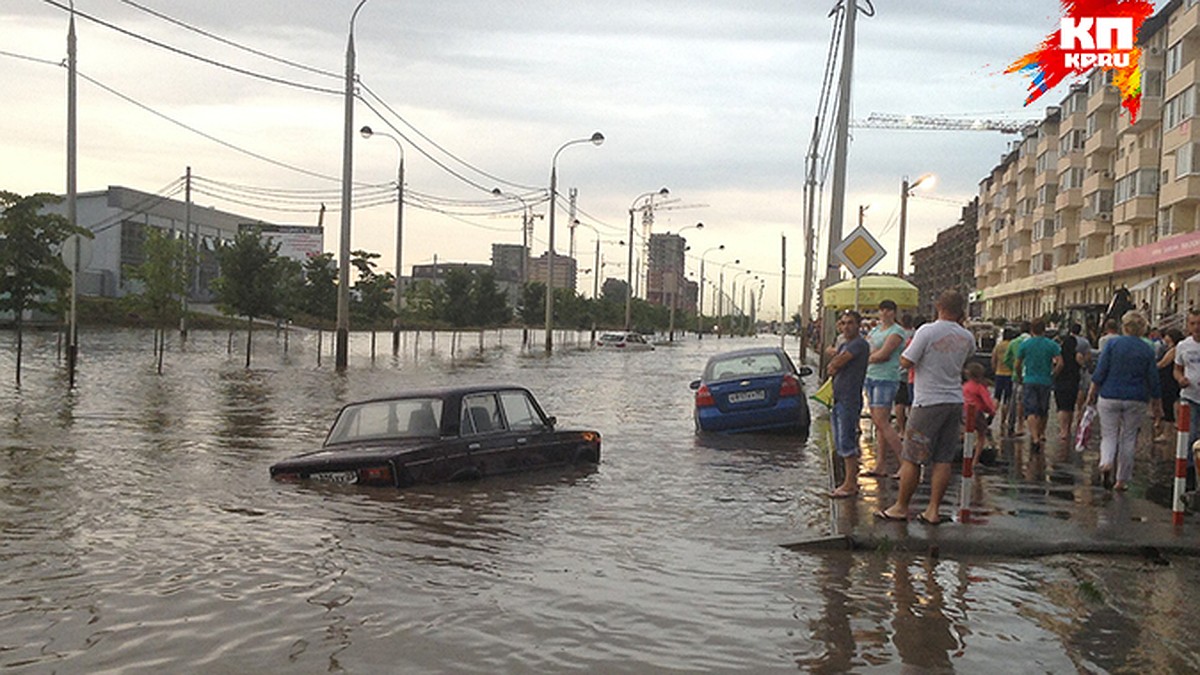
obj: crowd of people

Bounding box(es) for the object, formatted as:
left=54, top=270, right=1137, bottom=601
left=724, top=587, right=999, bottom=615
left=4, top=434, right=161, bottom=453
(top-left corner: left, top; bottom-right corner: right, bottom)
left=822, top=289, right=1200, bottom=520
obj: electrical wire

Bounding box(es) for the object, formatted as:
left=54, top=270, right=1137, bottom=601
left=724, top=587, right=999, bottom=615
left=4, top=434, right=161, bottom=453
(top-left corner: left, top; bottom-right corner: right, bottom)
left=39, top=0, right=340, bottom=95
left=88, top=178, right=187, bottom=235
left=113, top=0, right=341, bottom=80
left=359, top=81, right=540, bottom=193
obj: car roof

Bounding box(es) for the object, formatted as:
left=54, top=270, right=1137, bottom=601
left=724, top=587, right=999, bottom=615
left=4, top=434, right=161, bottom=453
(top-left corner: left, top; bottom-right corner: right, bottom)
left=344, top=384, right=533, bottom=407
left=705, top=346, right=789, bottom=362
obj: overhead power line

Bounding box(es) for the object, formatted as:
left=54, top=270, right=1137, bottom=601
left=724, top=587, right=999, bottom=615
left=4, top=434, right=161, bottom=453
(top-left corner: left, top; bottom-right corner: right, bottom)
left=114, top=0, right=340, bottom=80
left=39, top=0, right=340, bottom=95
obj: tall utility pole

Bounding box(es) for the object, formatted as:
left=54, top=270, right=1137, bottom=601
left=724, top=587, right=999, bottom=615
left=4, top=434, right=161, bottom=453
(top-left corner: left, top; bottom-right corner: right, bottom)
left=66, top=2, right=79, bottom=388
left=780, top=234, right=787, bottom=350
left=821, top=0, right=861, bottom=368
left=336, top=0, right=370, bottom=371
left=180, top=166, right=191, bottom=337
left=800, top=117, right=820, bottom=363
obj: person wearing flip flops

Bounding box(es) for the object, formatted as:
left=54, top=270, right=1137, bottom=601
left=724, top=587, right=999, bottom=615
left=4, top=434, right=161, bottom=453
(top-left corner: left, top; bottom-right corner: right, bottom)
left=827, top=310, right=870, bottom=499
left=876, top=290, right=975, bottom=526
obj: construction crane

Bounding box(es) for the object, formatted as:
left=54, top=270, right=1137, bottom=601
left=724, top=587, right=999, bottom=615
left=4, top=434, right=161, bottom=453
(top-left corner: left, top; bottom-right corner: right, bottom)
left=852, top=112, right=1036, bottom=134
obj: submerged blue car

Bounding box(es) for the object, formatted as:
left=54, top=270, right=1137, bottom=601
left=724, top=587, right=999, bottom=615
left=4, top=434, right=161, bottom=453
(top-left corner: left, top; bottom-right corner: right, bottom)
left=689, top=347, right=812, bottom=437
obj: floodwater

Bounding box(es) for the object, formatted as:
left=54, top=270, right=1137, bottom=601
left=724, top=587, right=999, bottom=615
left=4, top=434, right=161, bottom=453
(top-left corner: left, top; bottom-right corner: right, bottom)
left=1, top=326, right=1198, bottom=673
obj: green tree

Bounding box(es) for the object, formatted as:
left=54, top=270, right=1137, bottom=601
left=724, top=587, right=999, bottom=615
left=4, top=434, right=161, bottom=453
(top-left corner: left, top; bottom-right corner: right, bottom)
left=299, top=252, right=337, bottom=322
left=123, top=227, right=188, bottom=374
left=0, top=191, right=88, bottom=384
left=274, top=257, right=306, bottom=324
left=471, top=269, right=511, bottom=326
left=405, top=279, right=445, bottom=323
left=520, top=282, right=545, bottom=326
left=441, top=268, right=475, bottom=327
left=211, top=228, right=282, bottom=368
left=349, top=249, right=394, bottom=326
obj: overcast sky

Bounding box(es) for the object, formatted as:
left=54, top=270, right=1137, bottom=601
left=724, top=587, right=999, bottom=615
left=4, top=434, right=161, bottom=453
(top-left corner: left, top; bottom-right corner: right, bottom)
left=2, top=0, right=1163, bottom=320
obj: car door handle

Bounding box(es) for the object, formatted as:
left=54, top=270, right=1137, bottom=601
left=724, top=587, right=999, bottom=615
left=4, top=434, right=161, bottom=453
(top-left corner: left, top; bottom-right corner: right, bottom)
left=468, top=442, right=481, bottom=450
left=516, top=438, right=528, bottom=445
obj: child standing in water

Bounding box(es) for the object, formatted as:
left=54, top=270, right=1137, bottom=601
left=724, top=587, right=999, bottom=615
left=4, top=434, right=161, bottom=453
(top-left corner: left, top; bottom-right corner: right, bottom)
left=962, top=362, right=996, bottom=458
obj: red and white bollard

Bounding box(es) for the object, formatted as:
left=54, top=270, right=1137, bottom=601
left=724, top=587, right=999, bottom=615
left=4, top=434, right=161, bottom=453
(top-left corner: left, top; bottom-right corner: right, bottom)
left=960, top=404, right=976, bottom=523
left=1174, top=402, right=1191, bottom=527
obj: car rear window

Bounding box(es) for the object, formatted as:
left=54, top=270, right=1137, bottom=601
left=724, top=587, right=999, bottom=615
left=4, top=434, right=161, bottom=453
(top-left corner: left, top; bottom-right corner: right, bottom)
left=326, top=398, right=444, bottom=444
left=707, top=353, right=787, bottom=381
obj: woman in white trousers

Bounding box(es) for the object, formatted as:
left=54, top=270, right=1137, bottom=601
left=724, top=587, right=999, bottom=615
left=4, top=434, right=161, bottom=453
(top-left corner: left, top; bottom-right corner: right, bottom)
left=1086, top=311, right=1162, bottom=491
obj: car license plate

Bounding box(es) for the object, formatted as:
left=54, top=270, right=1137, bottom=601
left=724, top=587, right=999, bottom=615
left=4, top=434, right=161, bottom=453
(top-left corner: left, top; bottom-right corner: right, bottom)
left=309, top=470, right=357, bottom=484
left=728, top=390, right=766, bottom=403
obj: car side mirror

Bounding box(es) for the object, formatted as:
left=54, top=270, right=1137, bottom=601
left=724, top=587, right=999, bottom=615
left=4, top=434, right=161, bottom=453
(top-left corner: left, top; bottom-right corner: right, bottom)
left=689, top=379, right=701, bottom=390
left=798, top=366, right=813, bottom=377
left=545, top=416, right=557, bottom=429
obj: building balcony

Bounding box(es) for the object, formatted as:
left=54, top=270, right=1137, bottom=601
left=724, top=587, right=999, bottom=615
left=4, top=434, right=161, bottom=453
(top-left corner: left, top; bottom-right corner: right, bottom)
left=1012, top=244, right=1032, bottom=264
left=1087, top=85, right=1119, bottom=114
left=1078, top=213, right=1114, bottom=239
left=1166, top=59, right=1200, bottom=102
left=1082, top=169, right=1114, bottom=196
left=1114, top=195, right=1158, bottom=225
left=1056, top=149, right=1085, bottom=172
left=1118, top=146, right=1162, bottom=174
left=1159, top=174, right=1200, bottom=207
left=1053, top=222, right=1078, bottom=247
left=1018, top=149, right=1036, bottom=174
left=1059, top=108, right=1086, bottom=133
left=1014, top=213, right=1034, bottom=234
left=1084, top=127, right=1117, bottom=155
left=1172, top=1, right=1200, bottom=44
left=1056, top=187, right=1084, bottom=210
left=1131, top=96, right=1163, bottom=130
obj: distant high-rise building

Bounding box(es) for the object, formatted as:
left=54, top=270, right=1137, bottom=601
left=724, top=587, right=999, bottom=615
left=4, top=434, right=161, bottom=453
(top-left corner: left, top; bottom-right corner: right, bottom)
left=911, top=199, right=979, bottom=318
left=491, top=243, right=526, bottom=285
left=527, top=252, right=577, bottom=291
left=646, top=233, right=693, bottom=311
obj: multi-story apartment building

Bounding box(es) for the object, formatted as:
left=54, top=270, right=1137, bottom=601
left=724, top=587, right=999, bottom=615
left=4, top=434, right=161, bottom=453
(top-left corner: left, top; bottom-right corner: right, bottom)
left=910, top=199, right=979, bottom=318
left=976, top=1, right=1200, bottom=325
left=645, top=233, right=698, bottom=313
left=526, top=251, right=578, bottom=292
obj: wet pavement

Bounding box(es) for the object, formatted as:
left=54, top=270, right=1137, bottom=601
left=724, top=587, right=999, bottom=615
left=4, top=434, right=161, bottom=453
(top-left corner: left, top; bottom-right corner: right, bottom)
left=785, top=407, right=1200, bottom=559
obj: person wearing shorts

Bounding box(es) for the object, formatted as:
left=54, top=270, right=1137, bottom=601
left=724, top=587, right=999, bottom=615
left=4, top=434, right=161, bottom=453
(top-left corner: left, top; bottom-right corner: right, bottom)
left=862, top=299, right=907, bottom=476
left=1016, top=319, right=1061, bottom=453
left=877, top=291, right=975, bottom=526
left=827, top=310, right=870, bottom=498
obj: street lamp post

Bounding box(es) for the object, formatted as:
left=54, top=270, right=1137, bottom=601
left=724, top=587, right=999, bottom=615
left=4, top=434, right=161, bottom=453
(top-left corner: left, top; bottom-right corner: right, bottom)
left=360, top=125, right=405, bottom=355
left=732, top=270, right=752, bottom=335
left=574, top=220, right=606, bottom=345
left=717, top=259, right=740, bottom=338
left=546, top=132, right=604, bottom=354
left=336, top=0, right=371, bottom=371
left=898, top=173, right=934, bottom=277
left=493, top=188, right=537, bottom=344
left=625, top=187, right=669, bottom=331
left=698, top=243, right=723, bottom=340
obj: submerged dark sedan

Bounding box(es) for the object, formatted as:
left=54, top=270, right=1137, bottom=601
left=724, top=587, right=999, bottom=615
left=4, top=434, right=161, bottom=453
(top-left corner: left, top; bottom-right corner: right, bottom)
left=270, top=385, right=601, bottom=488
left=690, top=347, right=812, bottom=437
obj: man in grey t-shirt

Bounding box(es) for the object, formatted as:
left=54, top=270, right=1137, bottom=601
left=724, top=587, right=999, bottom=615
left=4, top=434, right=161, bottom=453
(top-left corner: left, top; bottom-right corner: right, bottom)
left=877, top=290, right=975, bottom=526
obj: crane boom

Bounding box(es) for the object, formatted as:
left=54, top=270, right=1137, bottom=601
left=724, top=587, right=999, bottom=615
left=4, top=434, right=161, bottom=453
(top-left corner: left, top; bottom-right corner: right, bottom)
left=852, top=112, right=1034, bottom=134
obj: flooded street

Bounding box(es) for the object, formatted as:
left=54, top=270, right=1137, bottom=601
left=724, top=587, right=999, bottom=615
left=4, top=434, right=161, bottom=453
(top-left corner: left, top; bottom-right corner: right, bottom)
left=2, top=327, right=1199, bottom=672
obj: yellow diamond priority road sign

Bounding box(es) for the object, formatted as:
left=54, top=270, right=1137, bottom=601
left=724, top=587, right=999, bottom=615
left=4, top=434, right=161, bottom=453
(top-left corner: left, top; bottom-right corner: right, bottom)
left=833, top=225, right=886, bottom=277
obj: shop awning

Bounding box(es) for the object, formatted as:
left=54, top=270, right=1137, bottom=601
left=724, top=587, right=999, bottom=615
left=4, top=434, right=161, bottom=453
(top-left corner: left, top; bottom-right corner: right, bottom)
left=1185, top=271, right=1200, bottom=285
left=1128, top=275, right=1165, bottom=292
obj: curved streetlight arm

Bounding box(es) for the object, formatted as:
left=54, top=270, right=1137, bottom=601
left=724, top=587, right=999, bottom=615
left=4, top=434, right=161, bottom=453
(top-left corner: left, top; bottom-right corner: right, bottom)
left=545, top=132, right=604, bottom=353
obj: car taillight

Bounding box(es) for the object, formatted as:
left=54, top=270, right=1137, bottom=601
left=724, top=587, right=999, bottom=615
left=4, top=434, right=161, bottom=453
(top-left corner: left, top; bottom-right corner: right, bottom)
left=780, top=374, right=800, bottom=397
left=357, top=465, right=394, bottom=485
left=696, top=384, right=716, bottom=407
